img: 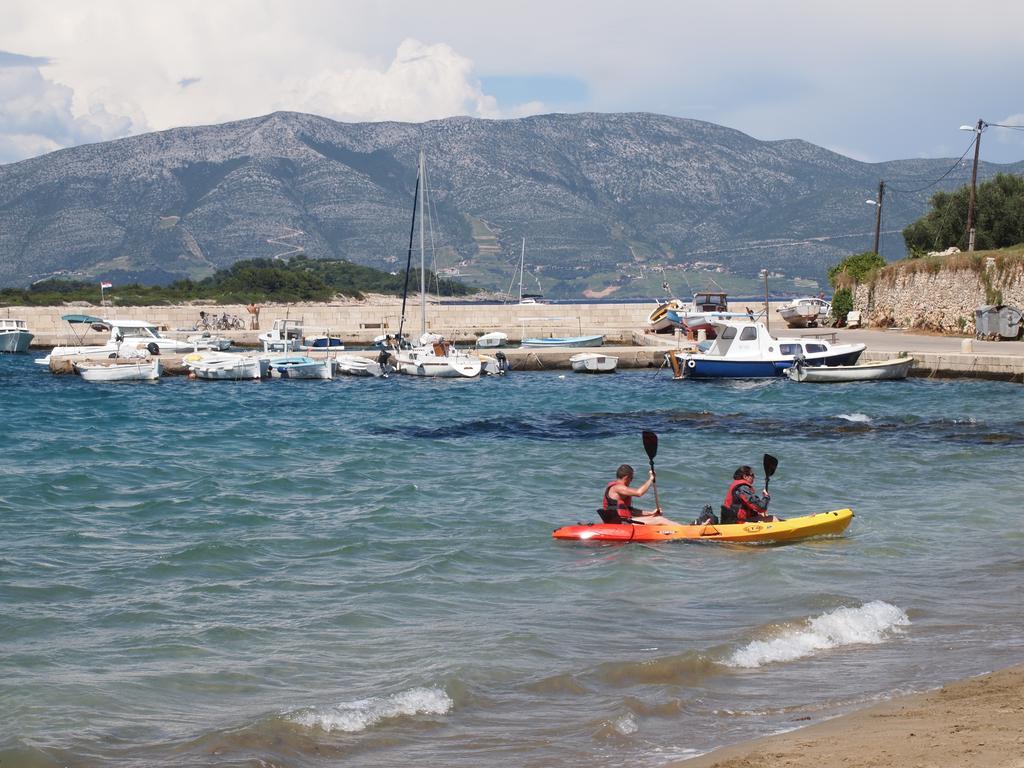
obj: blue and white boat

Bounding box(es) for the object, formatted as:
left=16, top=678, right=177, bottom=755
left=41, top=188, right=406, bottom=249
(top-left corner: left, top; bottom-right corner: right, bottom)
left=520, top=334, right=604, bottom=348
left=668, top=319, right=865, bottom=379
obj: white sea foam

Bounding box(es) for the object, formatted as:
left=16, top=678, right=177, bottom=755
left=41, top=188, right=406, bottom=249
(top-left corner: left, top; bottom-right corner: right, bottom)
left=835, top=413, right=871, bottom=423
left=724, top=600, right=909, bottom=668
left=288, top=686, right=452, bottom=733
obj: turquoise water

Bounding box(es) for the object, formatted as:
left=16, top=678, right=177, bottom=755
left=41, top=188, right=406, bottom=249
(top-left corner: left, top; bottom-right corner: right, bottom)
left=2, top=353, right=1023, bottom=767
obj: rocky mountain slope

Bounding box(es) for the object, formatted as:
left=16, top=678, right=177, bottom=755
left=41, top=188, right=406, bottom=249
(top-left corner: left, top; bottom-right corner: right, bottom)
left=1, top=111, right=1020, bottom=294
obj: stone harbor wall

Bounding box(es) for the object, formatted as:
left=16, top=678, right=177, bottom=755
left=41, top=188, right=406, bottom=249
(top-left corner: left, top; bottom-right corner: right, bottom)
left=854, top=257, right=1024, bottom=335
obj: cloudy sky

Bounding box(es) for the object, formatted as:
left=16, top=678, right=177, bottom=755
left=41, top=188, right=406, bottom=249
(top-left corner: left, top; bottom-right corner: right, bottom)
left=1, top=0, right=1022, bottom=166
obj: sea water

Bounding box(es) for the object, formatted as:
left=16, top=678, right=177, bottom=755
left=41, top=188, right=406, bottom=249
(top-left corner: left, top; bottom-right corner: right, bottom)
left=2, top=353, right=1023, bottom=767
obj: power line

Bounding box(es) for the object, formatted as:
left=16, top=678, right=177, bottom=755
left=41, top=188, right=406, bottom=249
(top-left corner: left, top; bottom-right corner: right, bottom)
left=886, top=135, right=978, bottom=194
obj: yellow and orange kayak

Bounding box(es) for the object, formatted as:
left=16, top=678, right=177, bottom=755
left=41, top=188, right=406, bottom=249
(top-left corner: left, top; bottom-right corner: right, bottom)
left=552, top=508, right=853, bottom=544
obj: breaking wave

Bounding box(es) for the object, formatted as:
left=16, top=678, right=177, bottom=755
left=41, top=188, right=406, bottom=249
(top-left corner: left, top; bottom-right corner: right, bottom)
left=287, top=686, right=453, bottom=733
left=724, top=601, right=910, bottom=668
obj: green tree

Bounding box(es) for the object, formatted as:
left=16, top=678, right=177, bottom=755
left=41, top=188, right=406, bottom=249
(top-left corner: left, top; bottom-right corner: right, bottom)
left=903, top=173, right=1024, bottom=254
left=827, top=251, right=886, bottom=288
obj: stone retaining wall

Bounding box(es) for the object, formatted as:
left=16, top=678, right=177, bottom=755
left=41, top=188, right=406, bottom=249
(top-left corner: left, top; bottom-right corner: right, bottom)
left=854, top=259, right=1024, bottom=334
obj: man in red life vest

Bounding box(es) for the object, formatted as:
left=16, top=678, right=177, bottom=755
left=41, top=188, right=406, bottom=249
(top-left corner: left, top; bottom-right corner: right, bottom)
left=721, top=465, right=775, bottom=523
left=599, top=464, right=661, bottom=524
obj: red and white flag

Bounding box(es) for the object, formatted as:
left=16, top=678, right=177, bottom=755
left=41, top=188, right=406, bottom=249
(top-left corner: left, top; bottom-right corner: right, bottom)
left=100, top=281, right=113, bottom=289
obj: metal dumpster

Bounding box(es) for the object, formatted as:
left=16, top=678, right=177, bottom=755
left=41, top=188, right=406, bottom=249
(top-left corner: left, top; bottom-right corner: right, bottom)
left=975, top=305, right=1023, bottom=340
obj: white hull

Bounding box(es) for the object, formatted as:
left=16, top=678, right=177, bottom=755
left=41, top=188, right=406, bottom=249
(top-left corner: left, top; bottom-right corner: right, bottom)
left=786, top=356, right=914, bottom=382
left=569, top=352, right=618, bottom=373
left=777, top=298, right=831, bottom=328
left=266, top=357, right=333, bottom=380
left=395, top=347, right=483, bottom=378
left=75, top=359, right=161, bottom=382
left=335, top=356, right=392, bottom=378
left=521, top=335, right=605, bottom=348
left=184, top=352, right=262, bottom=380
left=0, top=330, right=33, bottom=353
left=476, top=332, right=509, bottom=348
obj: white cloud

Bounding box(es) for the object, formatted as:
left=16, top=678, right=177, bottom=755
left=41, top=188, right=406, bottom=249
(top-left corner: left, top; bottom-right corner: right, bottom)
left=0, top=0, right=1021, bottom=164
left=0, top=61, right=136, bottom=163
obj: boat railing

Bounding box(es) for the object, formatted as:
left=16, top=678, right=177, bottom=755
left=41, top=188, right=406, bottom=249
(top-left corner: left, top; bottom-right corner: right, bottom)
left=801, top=331, right=839, bottom=344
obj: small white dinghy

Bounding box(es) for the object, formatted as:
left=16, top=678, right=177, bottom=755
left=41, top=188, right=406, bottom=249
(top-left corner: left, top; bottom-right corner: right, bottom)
left=264, top=355, right=333, bottom=380
left=334, top=355, right=393, bottom=378
left=785, top=355, right=914, bottom=383
left=75, top=358, right=161, bottom=382
left=569, top=352, right=618, bottom=373
left=183, top=351, right=262, bottom=380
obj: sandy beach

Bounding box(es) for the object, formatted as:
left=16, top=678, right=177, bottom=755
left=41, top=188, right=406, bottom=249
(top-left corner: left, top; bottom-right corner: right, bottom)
left=676, top=663, right=1024, bottom=768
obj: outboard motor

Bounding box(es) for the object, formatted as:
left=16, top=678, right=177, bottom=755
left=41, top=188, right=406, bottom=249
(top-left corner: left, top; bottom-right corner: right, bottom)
left=495, top=351, right=509, bottom=373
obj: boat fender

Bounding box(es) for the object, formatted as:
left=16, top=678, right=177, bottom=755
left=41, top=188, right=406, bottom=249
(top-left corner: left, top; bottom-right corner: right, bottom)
left=686, top=358, right=696, bottom=369
left=108, top=352, right=118, bottom=358
left=147, top=342, right=160, bottom=356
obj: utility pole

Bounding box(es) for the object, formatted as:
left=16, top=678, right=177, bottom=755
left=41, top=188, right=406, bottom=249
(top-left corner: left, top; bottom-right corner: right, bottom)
left=964, top=118, right=986, bottom=252
left=872, top=180, right=885, bottom=255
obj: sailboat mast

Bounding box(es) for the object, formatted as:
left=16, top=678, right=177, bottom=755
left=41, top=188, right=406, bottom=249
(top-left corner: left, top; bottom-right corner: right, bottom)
left=419, top=150, right=427, bottom=336
left=518, top=237, right=526, bottom=303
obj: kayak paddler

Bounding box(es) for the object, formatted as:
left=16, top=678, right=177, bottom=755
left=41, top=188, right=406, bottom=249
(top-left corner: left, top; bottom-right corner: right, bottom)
left=600, top=464, right=662, bottom=524
left=721, top=465, right=776, bottom=523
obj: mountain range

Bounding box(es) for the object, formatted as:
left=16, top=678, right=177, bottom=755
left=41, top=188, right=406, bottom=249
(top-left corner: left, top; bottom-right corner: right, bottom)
left=1, top=111, right=1021, bottom=296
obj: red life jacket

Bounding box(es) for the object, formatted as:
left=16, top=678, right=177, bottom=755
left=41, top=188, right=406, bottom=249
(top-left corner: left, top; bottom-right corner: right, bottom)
left=723, top=478, right=760, bottom=522
left=603, top=480, right=634, bottom=520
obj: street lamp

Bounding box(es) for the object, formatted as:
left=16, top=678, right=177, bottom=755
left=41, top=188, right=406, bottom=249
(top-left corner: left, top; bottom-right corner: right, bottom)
left=960, top=119, right=987, bottom=252
left=865, top=180, right=885, bottom=255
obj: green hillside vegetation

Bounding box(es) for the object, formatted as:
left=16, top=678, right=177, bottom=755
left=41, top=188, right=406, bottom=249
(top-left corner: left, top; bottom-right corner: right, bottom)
left=0, top=256, right=478, bottom=307
left=903, top=173, right=1024, bottom=255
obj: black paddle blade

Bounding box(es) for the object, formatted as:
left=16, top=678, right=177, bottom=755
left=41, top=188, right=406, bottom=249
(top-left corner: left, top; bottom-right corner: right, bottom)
left=642, top=431, right=658, bottom=461
left=763, top=454, right=779, bottom=478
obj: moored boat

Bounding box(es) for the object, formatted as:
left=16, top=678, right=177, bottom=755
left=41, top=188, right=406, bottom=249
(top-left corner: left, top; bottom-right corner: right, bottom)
left=553, top=508, right=853, bottom=543
left=668, top=319, right=865, bottom=379
left=521, top=334, right=605, bottom=348
left=264, top=355, right=333, bottom=380
left=569, top=352, right=618, bottom=373
left=74, top=358, right=161, bottom=382
left=0, top=318, right=34, bottom=353
left=183, top=351, right=262, bottom=380
left=648, top=298, right=686, bottom=333
left=334, top=354, right=394, bottom=378
left=785, top=355, right=914, bottom=382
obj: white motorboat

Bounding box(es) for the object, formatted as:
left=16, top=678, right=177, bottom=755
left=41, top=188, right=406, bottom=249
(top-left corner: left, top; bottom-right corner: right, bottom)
left=264, top=355, right=333, bottom=380
left=0, top=318, right=34, bottom=353
left=521, top=334, right=605, bottom=348
left=785, top=356, right=914, bottom=382
left=668, top=319, right=866, bottom=379
left=75, top=358, right=161, bottom=382
left=42, top=315, right=219, bottom=364
left=183, top=351, right=262, bottom=380
left=777, top=297, right=831, bottom=328
left=334, top=354, right=393, bottom=378
left=259, top=319, right=304, bottom=352
left=569, top=352, right=618, bottom=373
left=476, top=331, right=509, bottom=349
